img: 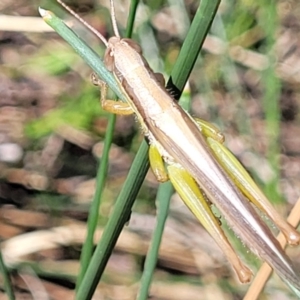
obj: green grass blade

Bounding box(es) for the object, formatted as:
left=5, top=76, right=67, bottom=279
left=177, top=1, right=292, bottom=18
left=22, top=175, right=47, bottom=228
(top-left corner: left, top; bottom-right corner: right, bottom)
left=259, top=1, right=282, bottom=203
left=40, top=2, right=139, bottom=292
left=77, top=140, right=150, bottom=300
left=167, top=0, right=221, bottom=93
left=75, top=0, right=139, bottom=290
left=135, top=2, right=222, bottom=293
left=0, top=251, right=15, bottom=300
left=39, top=8, right=124, bottom=101
left=125, top=0, right=139, bottom=37
left=137, top=83, right=193, bottom=299
left=40, top=8, right=119, bottom=292
left=75, top=114, right=116, bottom=290
left=137, top=182, right=174, bottom=300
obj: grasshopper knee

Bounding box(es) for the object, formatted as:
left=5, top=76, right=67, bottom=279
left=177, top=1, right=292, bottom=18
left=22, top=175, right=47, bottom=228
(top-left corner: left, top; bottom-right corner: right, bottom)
left=194, top=118, right=225, bottom=143
left=149, top=145, right=168, bottom=182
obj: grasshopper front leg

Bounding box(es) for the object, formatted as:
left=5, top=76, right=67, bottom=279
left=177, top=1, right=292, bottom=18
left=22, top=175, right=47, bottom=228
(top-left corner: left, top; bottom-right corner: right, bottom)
left=91, top=73, right=134, bottom=115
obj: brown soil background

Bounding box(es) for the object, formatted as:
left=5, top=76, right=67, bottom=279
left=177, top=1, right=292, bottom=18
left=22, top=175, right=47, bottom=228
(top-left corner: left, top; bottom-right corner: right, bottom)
left=1, top=0, right=300, bottom=299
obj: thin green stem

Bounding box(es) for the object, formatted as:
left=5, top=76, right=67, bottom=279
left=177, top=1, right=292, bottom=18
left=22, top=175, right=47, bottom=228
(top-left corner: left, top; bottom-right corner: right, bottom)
left=40, top=8, right=124, bottom=100
left=76, top=141, right=150, bottom=300
left=136, top=80, right=193, bottom=300
left=126, top=0, right=139, bottom=37
left=75, top=114, right=116, bottom=290
left=167, top=0, right=221, bottom=95
left=136, top=182, right=173, bottom=300
left=259, top=1, right=281, bottom=203
left=76, top=0, right=138, bottom=291
left=0, top=251, right=15, bottom=300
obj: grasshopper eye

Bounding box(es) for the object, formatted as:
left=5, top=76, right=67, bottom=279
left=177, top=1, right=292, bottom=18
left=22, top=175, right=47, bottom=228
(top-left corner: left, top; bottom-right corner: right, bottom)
left=153, top=72, right=165, bottom=86
left=122, top=38, right=143, bottom=54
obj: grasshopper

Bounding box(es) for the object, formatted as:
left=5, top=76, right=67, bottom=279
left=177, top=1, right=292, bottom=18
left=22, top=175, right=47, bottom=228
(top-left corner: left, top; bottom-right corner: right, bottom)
left=55, top=0, right=300, bottom=293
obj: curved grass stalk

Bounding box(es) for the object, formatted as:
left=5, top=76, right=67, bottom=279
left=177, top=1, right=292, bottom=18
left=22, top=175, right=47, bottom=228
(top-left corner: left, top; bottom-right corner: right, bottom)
left=136, top=182, right=174, bottom=300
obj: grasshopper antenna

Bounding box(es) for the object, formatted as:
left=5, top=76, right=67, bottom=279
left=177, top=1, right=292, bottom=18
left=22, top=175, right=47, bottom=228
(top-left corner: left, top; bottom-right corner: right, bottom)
left=109, top=0, right=120, bottom=38
left=56, top=0, right=109, bottom=47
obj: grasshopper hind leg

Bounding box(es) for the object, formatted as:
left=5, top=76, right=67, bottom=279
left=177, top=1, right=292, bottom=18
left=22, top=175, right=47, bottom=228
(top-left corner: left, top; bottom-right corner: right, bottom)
left=167, top=164, right=253, bottom=283
left=148, top=141, right=252, bottom=282
left=193, top=117, right=300, bottom=245
left=148, top=144, right=169, bottom=182
left=207, top=137, right=300, bottom=246
left=193, top=117, right=225, bottom=143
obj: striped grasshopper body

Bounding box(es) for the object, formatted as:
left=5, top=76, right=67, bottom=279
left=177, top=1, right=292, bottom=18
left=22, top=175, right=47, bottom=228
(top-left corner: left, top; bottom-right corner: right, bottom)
left=57, top=0, right=300, bottom=292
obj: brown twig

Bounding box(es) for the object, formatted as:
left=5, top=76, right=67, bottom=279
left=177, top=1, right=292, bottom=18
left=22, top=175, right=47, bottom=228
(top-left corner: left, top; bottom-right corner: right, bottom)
left=244, top=198, right=300, bottom=300
left=0, top=15, right=54, bottom=32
